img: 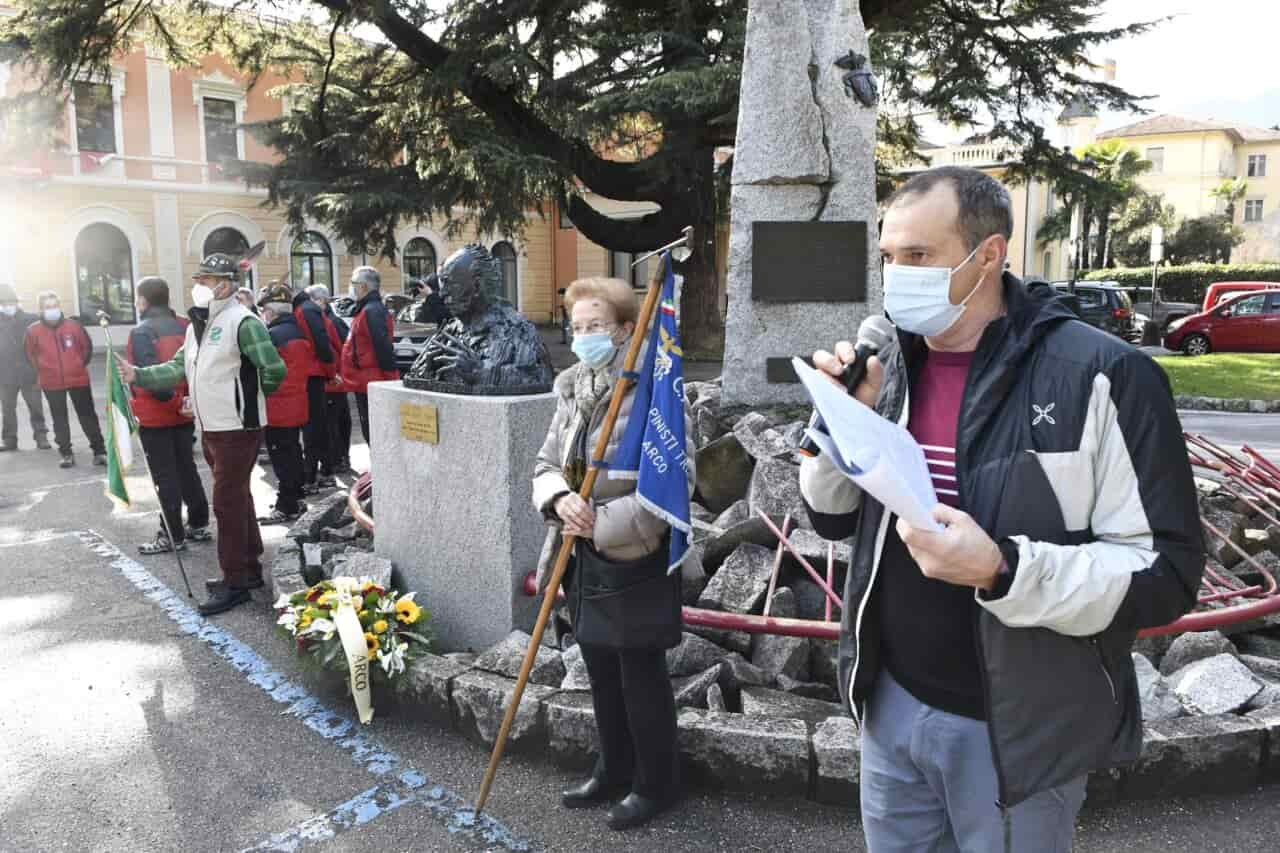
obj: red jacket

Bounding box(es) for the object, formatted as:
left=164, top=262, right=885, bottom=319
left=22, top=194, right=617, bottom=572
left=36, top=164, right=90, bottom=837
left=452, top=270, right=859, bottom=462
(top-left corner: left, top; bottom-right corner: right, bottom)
left=324, top=309, right=350, bottom=395
left=127, top=308, right=191, bottom=428
left=340, top=292, right=399, bottom=393
left=266, top=314, right=313, bottom=428
left=24, top=317, right=93, bottom=391
left=293, top=294, right=337, bottom=380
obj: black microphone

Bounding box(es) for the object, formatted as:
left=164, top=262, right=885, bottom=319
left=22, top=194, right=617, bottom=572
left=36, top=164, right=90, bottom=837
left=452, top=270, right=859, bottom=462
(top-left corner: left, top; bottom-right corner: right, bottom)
left=796, top=315, right=895, bottom=459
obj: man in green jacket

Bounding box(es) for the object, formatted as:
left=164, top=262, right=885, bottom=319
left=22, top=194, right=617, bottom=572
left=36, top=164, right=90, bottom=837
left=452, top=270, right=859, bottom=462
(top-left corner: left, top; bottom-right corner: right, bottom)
left=118, top=254, right=286, bottom=615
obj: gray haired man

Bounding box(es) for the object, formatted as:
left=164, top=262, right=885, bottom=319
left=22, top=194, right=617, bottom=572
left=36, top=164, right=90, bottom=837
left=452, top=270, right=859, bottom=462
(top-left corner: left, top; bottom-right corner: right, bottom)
left=338, top=267, right=398, bottom=448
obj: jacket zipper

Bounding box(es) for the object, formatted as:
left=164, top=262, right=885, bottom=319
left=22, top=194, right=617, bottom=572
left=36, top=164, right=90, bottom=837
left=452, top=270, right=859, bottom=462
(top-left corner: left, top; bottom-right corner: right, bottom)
left=1094, top=638, right=1118, bottom=703
left=847, top=365, right=911, bottom=728
left=55, top=323, right=68, bottom=389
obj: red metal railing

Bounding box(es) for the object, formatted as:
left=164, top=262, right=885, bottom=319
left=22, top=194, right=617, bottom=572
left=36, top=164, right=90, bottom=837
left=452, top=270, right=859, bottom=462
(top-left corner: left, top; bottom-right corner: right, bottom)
left=351, top=435, right=1280, bottom=642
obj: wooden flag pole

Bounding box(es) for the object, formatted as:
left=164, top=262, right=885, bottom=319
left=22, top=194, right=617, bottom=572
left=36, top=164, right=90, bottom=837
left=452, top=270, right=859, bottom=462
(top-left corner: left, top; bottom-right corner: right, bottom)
left=474, top=227, right=691, bottom=815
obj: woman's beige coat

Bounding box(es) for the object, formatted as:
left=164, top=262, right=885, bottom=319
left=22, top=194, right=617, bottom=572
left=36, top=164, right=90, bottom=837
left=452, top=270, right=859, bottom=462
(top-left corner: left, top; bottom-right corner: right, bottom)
left=531, top=356, right=696, bottom=588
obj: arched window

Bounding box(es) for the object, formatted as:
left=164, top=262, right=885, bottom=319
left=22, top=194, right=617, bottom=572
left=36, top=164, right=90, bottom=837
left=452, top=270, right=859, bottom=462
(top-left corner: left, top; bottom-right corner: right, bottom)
left=403, top=237, right=437, bottom=287
left=75, top=223, right=135, bottom=324
left=290, top=231, right=333, bottom=291
left=492, top=241, right=518, bottom=306
left=204, top=226, right=253, bottom=287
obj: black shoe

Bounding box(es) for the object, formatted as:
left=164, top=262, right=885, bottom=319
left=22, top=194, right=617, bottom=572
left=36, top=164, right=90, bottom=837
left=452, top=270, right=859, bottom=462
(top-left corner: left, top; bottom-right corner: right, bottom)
left=0, top=443, right=15, bottom=452
left=92, top=453, right=107, bottom=466
left=36, top=437, right=52, bottom=450
left=59, top=453, right=74, bottom=469
left=561, top=776, right=628, bottom=809
left=607, top=792, right=677, bottom=831
left=139, top=534, right=186, bottom=555
left=186, top=525, right=213, bottom=542
left=258, top=507, right=303, bottom=524
left=197, top=585, right=252, bottom=616
left=205, top=576, right=265, bottom=593
left=316, top=475, right=337, bottom=489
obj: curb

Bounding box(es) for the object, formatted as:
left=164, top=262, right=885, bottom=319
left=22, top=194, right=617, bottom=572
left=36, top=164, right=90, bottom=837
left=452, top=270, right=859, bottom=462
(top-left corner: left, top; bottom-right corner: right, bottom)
left=1175, top=395, right=1280, bottom=414
left=272, top=498, right=1280, bottom=807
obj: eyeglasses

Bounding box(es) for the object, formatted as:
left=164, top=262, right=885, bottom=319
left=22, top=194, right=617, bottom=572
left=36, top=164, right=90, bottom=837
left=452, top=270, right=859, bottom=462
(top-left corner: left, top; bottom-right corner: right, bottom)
left=570, top=321, right=618, bottom=336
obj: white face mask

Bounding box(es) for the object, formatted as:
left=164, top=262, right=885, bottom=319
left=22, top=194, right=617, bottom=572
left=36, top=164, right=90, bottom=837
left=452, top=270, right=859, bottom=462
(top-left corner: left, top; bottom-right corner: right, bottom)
left=882, top=245, right=985, bottom=337
left=191, top=284, right=215, bottom=309
left=348, top=285, right=359, bottom=302
left=42, top=308, right=63, bottom=325
left=0, top=305, right=16, bottom=317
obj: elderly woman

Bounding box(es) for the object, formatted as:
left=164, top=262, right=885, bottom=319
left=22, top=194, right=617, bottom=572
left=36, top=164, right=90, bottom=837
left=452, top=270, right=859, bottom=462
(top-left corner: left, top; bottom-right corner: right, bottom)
left=532, top=277, right=695, bottom=831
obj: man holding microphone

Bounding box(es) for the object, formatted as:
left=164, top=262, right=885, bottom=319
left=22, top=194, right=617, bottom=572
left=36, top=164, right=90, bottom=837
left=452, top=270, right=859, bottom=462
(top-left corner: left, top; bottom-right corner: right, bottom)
left=800, top=166, right=1203, bottom=851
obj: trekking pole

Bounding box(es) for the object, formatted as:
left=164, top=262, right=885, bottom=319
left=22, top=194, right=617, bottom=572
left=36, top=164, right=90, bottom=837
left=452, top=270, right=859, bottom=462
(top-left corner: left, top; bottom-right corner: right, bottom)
left=473, top=226, right=693, bottom=816
left=98, top=312, right=195, bottom=598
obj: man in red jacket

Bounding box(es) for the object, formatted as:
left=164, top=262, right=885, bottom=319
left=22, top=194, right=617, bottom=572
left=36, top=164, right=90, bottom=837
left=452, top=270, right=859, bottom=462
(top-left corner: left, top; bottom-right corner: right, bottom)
left=129, top=277, right=211, bottom=555
left=258, top=284, right=312, bottom=523
left=291, top=284, right=336, bottom=492
left=340, top=267, right=398, bottom=447
left=24, top=291, right=106, bottom=468
left=307, top=285, right=354, bottom=475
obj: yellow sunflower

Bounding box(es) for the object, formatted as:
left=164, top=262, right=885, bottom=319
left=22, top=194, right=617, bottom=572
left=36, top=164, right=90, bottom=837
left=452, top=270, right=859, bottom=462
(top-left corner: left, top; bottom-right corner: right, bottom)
left=365, top=632, right=379, bottom=659
left=373, top=619, right=388, bottom=635
left=395, top=599, right=422, bottom=625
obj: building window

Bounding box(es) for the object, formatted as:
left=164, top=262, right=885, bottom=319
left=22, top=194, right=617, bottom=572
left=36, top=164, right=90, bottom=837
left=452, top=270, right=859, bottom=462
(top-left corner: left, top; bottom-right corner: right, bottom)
left=290, top=231, right=333, bottom=291
left=492, top=241, right=518, bottom=305
left=204, top=227, right=252, bottom=286
left=1245, top=199, right=1265, bottom=223
left=73, top=82, right=116, bottom=153
left=1248, top=154, right=1268, bottom=178
left=609, top=249, right=650, bottom=289
left=1145, top=147, right=1164, bottom=174
left=403, top=237, right=437, bottom=285
left=203, top=97, right=239, bottom=164
left=75, top=223, right=134, bottom=325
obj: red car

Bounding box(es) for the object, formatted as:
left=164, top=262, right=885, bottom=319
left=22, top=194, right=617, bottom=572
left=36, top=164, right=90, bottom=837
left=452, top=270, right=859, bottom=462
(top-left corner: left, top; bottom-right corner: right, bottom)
left=1163, top=289, right=1280, bottom=355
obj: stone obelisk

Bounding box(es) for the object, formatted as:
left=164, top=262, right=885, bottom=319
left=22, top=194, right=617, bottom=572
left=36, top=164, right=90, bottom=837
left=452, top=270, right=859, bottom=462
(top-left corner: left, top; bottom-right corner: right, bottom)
left=722, top=0, right=883, bottom=405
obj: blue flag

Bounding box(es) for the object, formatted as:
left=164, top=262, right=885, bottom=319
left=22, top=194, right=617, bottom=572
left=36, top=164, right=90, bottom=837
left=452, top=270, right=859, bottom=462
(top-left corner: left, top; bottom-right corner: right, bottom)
left=608, top=251, right=691, bottom=573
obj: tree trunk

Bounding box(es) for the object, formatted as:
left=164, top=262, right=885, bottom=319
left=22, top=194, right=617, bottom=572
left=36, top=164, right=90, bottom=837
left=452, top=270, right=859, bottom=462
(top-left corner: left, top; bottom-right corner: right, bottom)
left=1079, top=202, right=1094, bottom=274
left=676, top=150, right=724, bottom=356
left=1094, top=208, right=1110, bottom=269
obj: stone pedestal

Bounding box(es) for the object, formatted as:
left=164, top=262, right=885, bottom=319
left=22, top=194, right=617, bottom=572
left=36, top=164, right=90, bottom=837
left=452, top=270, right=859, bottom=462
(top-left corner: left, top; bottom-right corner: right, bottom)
left=368, top=381, right=557, bottom=653
left=721, top=0, right=883, bottom=406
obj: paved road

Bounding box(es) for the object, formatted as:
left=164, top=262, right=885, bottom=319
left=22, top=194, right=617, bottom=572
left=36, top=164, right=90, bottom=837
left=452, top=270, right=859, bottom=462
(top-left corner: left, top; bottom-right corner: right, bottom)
left=1, top=362, right=1279, bottom=851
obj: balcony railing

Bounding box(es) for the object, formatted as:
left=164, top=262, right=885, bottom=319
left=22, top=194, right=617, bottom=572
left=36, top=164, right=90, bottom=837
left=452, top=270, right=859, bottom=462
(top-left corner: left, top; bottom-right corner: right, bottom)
left=939, top=143, right=1016, bottom=166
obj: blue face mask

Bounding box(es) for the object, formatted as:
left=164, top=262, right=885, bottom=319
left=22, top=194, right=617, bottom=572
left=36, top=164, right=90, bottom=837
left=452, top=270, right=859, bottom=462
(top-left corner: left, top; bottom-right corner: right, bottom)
left=882, top=244, right=983, bottom=337
left=571, top=333, right=618, bottom=369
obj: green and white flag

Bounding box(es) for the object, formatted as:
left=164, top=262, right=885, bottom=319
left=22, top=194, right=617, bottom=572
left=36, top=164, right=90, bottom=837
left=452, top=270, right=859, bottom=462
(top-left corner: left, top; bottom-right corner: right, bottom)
left=104, top=349, right=137, bottom=506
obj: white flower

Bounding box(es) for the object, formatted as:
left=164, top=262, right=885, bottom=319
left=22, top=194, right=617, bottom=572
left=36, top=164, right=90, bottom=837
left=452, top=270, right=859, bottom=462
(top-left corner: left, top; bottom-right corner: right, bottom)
left=276, top=609, right=300, bottom=634
left=376, top=596, right=397, bottom=615
left=376, top=639, right=407, bottom=677
left=300, top=617, right=337, bottom=640
left=273, top=594, right=293, bottom=610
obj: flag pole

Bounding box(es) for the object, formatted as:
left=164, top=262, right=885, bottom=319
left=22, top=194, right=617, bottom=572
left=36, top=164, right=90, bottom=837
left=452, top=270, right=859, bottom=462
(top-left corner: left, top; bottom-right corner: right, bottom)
left=473, top=227, right=692, bottom=816
left=98, top=311, right=195, bottom=598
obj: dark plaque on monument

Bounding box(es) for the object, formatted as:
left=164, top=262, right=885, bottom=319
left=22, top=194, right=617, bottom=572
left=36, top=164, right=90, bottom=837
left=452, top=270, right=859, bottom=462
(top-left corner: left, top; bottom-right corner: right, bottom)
left=751, top=221, right=868, bottom=303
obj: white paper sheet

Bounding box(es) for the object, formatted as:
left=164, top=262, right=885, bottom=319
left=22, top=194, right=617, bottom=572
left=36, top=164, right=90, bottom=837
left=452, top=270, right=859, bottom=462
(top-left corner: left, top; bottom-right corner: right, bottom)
left=793, top=357, right=943, bottom=532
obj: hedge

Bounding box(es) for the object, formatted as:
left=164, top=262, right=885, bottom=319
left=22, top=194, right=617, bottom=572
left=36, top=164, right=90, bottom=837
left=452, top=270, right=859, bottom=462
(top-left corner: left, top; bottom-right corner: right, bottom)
left=1083, top=264, right=1280, bottom=304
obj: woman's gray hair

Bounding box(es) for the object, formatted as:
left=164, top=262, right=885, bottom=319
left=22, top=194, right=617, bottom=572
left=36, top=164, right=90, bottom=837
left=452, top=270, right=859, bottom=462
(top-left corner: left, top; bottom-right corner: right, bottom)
left=352, top=266, right=381, bottom=291
left=262, top=302, right=293, bottom=317
left=306, top=284, right=330, bottom=301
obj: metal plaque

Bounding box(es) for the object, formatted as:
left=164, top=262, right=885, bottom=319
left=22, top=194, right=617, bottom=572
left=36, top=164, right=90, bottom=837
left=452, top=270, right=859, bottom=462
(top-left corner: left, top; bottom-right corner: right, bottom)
left=400, top=402, right=439, bottom=445
left=765, top=356, right=813, bottom=384
left=752, top=221, right=868, bottom=303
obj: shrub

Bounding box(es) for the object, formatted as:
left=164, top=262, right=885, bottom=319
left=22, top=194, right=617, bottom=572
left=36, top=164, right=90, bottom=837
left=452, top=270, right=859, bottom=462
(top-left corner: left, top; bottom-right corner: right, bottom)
left=1084, top=263, right=1280, bottom=303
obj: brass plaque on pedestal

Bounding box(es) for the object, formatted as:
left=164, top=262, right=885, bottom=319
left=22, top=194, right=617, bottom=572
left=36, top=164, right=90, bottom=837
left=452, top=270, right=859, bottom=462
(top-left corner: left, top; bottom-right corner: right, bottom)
left=400, top=402, right=439, bottom=445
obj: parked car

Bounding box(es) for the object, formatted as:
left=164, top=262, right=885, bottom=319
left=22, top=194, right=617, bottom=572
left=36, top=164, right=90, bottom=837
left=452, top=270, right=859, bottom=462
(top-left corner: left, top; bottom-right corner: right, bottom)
left=1201, top=281, right=1279, bottom=313
left=1051, top=282, right=1138, bottom=341
left=1163, top=289, right=1280, bottom=355
left=391, top=301, right=441, bottom=372
left=1122, top=287, right=1199, bottom=330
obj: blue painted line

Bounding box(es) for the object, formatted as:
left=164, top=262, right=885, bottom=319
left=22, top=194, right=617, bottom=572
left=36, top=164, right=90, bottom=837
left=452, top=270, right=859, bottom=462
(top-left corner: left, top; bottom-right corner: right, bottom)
left=78, top=530, right=534, bottom=852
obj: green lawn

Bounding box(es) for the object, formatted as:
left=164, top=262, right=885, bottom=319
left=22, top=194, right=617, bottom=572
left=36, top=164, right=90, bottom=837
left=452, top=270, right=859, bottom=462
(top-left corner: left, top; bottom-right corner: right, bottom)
left=1154, top=353, right=1280, bottom=401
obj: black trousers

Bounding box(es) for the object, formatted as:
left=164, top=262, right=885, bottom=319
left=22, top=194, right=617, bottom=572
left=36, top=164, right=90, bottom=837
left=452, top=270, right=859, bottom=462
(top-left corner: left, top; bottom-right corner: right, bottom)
left=302, top=376, right=329, bottom=484
left=138, top=423, right=209, bottom=543
left=1, top=381, right=48, bottom=446
left=265, top=426, right=306, bottom=514
left=326, top=393, right=352, bottom=470
left=44, top=386, right=105, bottom=455
left=577, top=641, right=679, bottom=798
left=355, top=392, right=370, bottom=445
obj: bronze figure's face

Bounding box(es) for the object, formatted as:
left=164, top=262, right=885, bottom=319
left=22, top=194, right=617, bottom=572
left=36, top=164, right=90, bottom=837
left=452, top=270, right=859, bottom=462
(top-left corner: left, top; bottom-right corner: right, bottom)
left=439, top=248, right=482, bottom=317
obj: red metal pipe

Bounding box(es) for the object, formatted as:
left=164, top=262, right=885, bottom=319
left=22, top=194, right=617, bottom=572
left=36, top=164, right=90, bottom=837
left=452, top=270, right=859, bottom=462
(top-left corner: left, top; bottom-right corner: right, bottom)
left=756, top=511, right=843, bottom=611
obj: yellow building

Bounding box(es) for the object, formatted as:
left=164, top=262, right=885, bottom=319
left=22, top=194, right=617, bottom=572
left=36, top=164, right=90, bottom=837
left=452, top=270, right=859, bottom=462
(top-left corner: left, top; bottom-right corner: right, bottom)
left=1097, top=114, right=1280, bottom=262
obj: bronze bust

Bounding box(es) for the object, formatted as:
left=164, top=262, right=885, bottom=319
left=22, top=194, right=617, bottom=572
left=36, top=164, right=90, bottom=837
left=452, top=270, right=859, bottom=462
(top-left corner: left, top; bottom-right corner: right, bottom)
left=404, top=244, right=555, bottom=395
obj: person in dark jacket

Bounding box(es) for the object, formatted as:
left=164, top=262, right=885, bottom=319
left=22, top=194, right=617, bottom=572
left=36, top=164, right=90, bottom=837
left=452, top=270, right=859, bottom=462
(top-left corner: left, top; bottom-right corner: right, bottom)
left=24, top=291, right=106, bottom=468
left=292, top=285, right=336, bottom=492
left=259, top=284, right=312, bottom=523
left=307, top=285, right=354, bottom=475
left=340, top=267, right=398, bottom=444
left=413, top=274, right=452, bottom=326
left=129, top=277, right=211, bottom=555
left=0, top=283, right=50, bottom=451
left=800, top=167, right=1203, bottom=852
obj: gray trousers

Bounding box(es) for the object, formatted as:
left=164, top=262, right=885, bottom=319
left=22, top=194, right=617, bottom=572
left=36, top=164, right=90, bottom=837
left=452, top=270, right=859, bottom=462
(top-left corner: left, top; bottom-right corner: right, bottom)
left=861, top=669, right=1087, bottom=853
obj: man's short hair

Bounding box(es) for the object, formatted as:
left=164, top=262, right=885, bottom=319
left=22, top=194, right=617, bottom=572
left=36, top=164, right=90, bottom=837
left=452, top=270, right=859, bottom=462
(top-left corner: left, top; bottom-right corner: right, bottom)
left=307, top=284, right=330, bottom=301
left=137, top=276, right=170, bottom=308
left=352, top=266, right=381, bottom=291
left=887, top=166, right=1014, bottom=251
left=37, top=290, right=59, bottom=309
